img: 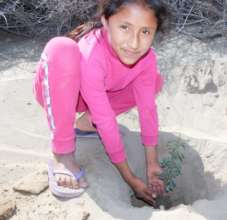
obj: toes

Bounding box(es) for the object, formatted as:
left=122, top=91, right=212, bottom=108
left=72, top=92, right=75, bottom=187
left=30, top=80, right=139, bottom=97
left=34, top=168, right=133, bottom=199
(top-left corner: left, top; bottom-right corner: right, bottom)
left=71, top=179, right=80, bottom=189
left=56, top=175, right=65, bottom=187
left=56, top=175, right=63, bottom=186
left=56, top=174, right=79, bottom=189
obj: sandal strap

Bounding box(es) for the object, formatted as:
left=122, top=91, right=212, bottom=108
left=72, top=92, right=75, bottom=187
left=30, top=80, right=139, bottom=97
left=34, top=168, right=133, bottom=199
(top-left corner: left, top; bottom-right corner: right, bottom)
left=53, top=169, right=85, bottom=181
left=73, top=169, right=85, bottom=181
left=75, top=128, right=98, bottom=135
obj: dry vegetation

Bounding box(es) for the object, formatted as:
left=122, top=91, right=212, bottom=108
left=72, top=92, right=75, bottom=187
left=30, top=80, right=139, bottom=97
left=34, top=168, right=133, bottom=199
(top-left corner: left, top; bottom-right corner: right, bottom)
left=0, top=0, right=97, bottom=37
left=167, top=0, right=227, bottom=39
left=0, top=0, right=226, bottom=39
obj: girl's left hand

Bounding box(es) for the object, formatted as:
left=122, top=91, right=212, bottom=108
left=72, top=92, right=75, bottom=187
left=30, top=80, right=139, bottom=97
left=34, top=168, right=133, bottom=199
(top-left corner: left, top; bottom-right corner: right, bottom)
left=147, top=162, right=165, bottom=198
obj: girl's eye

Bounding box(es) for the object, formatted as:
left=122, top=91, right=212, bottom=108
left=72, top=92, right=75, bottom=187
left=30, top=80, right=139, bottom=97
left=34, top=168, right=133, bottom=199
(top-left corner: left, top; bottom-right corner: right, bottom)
left=120, top=25, right=129, bottom=31
left=142, top=30, right=151, bottom=35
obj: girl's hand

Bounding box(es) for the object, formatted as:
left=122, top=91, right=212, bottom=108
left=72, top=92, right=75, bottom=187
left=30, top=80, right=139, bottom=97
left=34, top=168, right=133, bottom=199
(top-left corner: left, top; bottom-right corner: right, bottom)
left=130, top=176, right=156, bottom=206
left=147, top=162, right=165, bottom=197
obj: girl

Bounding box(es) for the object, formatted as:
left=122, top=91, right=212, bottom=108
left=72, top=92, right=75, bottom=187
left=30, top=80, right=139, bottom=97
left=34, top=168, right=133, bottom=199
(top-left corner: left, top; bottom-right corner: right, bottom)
left=33, top=0, right=167, bottom=205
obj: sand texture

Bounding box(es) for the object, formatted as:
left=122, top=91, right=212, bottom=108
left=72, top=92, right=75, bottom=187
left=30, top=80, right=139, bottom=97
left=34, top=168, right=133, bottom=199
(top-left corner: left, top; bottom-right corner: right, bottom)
left=0, top=32, right=227, bottom=220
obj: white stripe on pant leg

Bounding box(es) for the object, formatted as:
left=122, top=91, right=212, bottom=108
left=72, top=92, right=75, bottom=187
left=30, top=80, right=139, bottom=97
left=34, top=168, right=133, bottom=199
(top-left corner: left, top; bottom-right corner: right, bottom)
left=41, top=53, right=56, bottom=140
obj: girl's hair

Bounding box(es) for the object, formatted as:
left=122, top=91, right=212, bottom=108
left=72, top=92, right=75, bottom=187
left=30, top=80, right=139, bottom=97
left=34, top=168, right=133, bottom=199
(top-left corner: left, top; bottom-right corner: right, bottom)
left=67, top=0, right=167, bottom=42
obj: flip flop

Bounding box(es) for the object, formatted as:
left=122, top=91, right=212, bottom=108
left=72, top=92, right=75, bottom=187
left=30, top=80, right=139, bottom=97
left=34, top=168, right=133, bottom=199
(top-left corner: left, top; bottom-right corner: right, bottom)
left=47, top=160, right=87, bottom=198
left=74, top=128, right=100, bottom=139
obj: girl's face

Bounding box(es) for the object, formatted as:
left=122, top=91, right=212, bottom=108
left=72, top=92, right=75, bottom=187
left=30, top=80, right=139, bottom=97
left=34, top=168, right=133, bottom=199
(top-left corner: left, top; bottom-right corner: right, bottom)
left=102, top=3, right=158, bottom=66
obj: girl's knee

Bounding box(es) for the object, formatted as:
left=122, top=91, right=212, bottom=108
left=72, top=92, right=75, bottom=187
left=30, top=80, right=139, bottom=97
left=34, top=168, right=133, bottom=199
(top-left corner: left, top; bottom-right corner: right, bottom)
left=43, top=36, right=80, bottom=63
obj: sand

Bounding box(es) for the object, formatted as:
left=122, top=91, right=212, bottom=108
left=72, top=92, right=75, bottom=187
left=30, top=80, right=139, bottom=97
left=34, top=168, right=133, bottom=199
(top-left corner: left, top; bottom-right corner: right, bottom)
left=0, top=31, right=227, bottom=220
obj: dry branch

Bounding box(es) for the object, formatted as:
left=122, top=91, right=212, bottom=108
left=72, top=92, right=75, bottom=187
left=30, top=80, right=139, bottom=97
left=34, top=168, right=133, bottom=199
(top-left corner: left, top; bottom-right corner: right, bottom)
left=0, top=0, right=226, bottom=39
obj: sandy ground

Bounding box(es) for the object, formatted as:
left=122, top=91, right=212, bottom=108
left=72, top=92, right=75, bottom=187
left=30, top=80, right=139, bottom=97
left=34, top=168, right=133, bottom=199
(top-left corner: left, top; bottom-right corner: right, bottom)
left=0, top=31, right=227, bottom=220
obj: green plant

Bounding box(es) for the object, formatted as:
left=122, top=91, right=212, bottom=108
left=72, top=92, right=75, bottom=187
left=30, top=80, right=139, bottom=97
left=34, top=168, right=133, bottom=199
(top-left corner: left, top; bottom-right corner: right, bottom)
left=130, top=139, right=186, bottom=209
left=159, top=139, right=186, bottom=193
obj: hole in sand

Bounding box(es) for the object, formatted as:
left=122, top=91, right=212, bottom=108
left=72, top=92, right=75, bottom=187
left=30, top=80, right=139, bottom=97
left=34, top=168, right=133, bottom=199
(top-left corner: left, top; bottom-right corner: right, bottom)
left=129, top=133, right=226, bottom=210
left=78, top=129, right=226, bottom=219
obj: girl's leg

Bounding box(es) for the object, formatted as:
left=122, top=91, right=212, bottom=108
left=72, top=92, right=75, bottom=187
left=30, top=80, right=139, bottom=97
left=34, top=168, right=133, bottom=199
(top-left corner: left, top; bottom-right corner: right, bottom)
left=76, top=111, right=96, bottom=131
left=33, top=36, right=87, bottom=189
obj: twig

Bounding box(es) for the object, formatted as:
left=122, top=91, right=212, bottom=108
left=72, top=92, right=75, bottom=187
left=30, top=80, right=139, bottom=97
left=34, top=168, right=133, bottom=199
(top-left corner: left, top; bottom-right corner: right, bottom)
left=177, top=4, right=195, bottom=32
left=0, top=0, right=226, bottom=39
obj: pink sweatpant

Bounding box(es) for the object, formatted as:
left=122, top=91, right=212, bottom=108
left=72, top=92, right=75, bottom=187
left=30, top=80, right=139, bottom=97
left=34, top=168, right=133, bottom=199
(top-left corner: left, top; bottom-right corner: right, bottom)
left=33, top=37, right=136, bottom=154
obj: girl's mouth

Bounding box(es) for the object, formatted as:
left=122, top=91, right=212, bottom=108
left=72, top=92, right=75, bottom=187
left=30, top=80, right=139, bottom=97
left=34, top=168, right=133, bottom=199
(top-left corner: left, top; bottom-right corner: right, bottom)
left=121, top=48, right=140, bottom=58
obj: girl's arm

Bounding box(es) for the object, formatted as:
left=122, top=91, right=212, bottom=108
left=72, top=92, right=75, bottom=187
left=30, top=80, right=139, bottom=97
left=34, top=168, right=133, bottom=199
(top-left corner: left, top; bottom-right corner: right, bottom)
left=132, top=50, right=164, bottom=195
left=145, top=146, right=164, bottom=196
left=145, top=146, right=159, bottom=165
left=81, top=57, right=126, bottom=164
left=114, top=160, right=156, bottom=204
left=132, top=50, right=164, bottom=150
left=81, top=58, right=155, bottom=202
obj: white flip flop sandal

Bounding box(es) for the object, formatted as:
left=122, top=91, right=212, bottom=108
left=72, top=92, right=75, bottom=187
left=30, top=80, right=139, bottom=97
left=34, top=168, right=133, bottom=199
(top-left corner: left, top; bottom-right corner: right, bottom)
left=47, top=160, right=87, bottom=198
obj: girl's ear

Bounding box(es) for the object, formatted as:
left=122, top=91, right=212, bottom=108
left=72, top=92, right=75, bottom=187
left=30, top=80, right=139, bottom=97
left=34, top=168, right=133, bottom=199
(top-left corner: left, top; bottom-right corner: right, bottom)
left=101, top=16, right=108, bottom=29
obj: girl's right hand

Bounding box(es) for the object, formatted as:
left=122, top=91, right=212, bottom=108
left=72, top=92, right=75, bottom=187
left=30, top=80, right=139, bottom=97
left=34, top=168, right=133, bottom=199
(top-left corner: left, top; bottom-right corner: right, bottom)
left=113, top=160, right=156, bottom=205
left=129, top=176, right=156, bottom=206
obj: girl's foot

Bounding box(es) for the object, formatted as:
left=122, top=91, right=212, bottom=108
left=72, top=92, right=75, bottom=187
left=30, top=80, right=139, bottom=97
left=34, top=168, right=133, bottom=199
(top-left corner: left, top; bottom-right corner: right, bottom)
left=52, top=152, right=88, bottom=189
left=76, top=112, right=96, bottom=132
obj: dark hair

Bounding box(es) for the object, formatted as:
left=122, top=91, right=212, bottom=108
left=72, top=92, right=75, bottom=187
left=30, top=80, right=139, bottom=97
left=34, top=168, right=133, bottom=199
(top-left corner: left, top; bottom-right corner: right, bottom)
left=67, top=0, right=167, bottom=42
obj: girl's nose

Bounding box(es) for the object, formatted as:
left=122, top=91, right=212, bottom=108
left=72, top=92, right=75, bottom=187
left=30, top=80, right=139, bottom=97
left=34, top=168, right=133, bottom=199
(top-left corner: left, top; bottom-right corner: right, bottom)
left=128, top=34, right=139, bottom=50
